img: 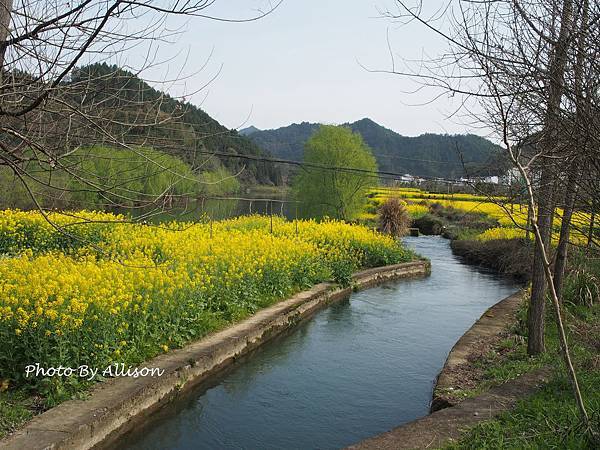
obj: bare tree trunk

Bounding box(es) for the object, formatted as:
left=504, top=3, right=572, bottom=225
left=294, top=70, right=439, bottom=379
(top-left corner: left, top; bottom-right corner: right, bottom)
left=553, top=169, right=579, bottom=299
left=0, top=0, right=13, bottom=76
left=527, top=0, right=574, bottom=356
left=549, top=182, right=558, bottom=238
left=525, top=202, right=531, bottom=240
left=528, top=170, right=554, bottom=354
left=589, top=209, right=596, bottom=248
left=555, top=0, right=590, bottom=300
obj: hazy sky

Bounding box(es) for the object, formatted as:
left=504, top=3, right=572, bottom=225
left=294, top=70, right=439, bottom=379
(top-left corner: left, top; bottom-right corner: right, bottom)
left=139, top=0, right=473, bottom=137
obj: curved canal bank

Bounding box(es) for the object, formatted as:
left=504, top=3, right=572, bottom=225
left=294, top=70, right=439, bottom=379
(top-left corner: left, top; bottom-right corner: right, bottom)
left=431, top=290, right=526, bottom=412
left=113, top=236, right=521, bottom=450
left=347, top=366, right=551, bottom=450
left=0, top=260, right=428, bottom=450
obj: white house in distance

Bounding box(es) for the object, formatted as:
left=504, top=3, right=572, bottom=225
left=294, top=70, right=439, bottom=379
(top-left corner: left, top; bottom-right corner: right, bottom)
left=500, top=168, right=523, bottom=185
left=457, top=175, right=500, bottom=185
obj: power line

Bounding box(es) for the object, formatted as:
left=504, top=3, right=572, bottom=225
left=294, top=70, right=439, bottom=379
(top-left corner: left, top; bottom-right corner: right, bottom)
left=181, top=148, right=497, bottom=185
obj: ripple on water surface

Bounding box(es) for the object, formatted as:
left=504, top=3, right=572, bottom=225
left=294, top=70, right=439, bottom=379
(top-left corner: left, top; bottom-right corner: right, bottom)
left=120, top=236, right=520, bottom=450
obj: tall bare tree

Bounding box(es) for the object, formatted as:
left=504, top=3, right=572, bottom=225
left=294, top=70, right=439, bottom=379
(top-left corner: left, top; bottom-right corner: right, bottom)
left=383, top=0, right=599, bottom=430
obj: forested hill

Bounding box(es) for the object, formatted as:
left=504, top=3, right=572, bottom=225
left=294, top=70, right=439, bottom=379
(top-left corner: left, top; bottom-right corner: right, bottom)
left=244, top=118, right=503, bottom=179
left=71, top=63, right=280, bottom=185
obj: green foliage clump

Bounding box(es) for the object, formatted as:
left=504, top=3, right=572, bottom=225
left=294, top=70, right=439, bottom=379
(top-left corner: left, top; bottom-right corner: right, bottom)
left=199, top=167, right=241, bottom=196
left=293, top=125, right=378, bottom=221
left=330, top=259, right=355, bottom=287
left=413, top=213, right=446, bottom=235
left=64, top=146, right=199, bottom=208
left=0, top=146, right=204, bottom=212
left=563, top=248, right=600, bottom=307
left=0, top=167, right=38, bottom=210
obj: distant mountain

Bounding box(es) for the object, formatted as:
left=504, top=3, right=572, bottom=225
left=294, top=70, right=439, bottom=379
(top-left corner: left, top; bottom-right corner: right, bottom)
left=239, top=126, right=261, bottom=136
left=70, top=63, right=281, bottom=185
left=245, top=118, right=504, bottom=179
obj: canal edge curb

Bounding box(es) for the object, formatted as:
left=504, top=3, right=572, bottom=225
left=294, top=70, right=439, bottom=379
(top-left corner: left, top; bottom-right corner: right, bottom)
left=0, top=260, right=430, bottom=450
left=430, top=289, right=526, bottom=411
left=346, top=366, right=551, bottom=450
left=346, top=289, right=550, bottom=450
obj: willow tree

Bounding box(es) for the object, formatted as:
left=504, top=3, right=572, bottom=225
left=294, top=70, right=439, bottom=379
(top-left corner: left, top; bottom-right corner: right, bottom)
left=293, top=125, right=377, bottom=221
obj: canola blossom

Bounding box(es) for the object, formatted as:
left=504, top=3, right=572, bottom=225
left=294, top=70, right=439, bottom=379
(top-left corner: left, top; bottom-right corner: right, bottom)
left=0, top=211, right=413, bottom=384
left=0, top=209, right=123, bottom=254
left=476, top=227, right=527, bottom=241
left=366, top=187, right=592, bottom=244
left=405, top=204, right=429, bottom=218
left=368, top=187, right=504, bottom=204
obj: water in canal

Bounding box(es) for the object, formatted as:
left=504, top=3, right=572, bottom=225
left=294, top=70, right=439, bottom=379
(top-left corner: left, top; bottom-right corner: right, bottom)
left=120, top=236, right=521, bottom=450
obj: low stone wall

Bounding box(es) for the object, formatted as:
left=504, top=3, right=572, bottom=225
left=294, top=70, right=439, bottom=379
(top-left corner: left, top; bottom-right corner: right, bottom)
left=0, top=260, right=429, bottom=450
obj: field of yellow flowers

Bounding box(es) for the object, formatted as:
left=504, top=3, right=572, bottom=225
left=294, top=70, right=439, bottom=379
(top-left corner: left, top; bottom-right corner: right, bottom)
left=0, top=210, right=413, bottom=388
left=366, top=187, right=592, bottom=245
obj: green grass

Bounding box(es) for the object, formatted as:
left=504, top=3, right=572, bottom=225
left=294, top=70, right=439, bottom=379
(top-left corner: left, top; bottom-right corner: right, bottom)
left=445, top=371, right=599, bottom=449
left=444, top=299, right=600, bottom=449
left=438, top=300, right=552, bottom=404
left=0, top=390, right=36, bottom=439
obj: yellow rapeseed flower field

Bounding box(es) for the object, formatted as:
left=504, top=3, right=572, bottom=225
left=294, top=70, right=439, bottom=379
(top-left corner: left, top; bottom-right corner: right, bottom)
left=365, top=187, right=592, bottom=244
left=476, top=227, right=527, bottom=241
left=0, top=211, right=413, bottom=386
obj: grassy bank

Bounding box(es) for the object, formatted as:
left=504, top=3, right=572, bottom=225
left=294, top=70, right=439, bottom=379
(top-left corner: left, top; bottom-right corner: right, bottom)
left=450, top=238, right=533, bottom=281
left=0, top=210, right=414, bottom=438
left=445, top=303, right=599, bottom=448
left=439, top=247, right=599, bottom=448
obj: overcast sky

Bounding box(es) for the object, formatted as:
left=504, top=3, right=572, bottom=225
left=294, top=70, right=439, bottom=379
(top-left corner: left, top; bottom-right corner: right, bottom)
left=137, top=0, right=476, bottom=137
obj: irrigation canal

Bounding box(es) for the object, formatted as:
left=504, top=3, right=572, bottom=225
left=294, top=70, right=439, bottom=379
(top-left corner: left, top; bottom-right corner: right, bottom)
left=118, top=236, right=521, bottom=450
